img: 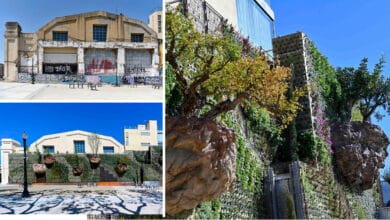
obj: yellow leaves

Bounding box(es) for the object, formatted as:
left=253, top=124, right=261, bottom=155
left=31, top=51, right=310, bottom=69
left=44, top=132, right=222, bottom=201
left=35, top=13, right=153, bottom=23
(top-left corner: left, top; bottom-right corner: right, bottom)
left=205, top=55, right=302, bottom=127
left=166, top=9, right=303, bottom=124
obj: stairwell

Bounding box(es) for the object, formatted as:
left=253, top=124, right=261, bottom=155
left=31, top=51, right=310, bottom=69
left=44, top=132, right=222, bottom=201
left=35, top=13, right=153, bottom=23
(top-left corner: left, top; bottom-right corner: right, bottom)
left=55, top=156, right=81, bottom=182
left=99, top=166, right=117, bottom=182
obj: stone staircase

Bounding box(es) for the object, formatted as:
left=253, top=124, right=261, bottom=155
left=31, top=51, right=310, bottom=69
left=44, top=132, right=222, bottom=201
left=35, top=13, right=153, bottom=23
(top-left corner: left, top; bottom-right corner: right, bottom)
left=99, top=166, right=117, bottom=182
left=55, top=156, right=81, bottom=182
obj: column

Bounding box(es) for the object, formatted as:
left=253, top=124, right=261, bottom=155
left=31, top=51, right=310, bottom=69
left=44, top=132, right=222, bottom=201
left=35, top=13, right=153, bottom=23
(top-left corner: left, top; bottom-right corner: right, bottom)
left=77, top=47, right=84, bottom=74
left=117, top=47, right=125, bottom=76
left=38, top=46, right=44, bottom=74
left=152, top=47, right=159, bottom=76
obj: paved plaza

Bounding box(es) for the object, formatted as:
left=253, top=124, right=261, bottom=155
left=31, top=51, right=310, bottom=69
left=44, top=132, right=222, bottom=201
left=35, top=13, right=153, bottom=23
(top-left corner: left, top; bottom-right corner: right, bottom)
left=0, top=82, right=163, bottom=101
left=0, top=185, right=163, bottom=215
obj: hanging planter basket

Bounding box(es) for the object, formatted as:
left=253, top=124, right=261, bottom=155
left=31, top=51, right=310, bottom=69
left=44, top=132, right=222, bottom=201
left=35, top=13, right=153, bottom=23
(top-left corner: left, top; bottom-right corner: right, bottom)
left=115, top=163, right=128, bottom=177
left=43, top=154, right=56, bottom=168
left=89, top=155, right=101, bottom=169
left=72, top=166, right=84, bottom=176
left=33, top=163, right=47, bottom=175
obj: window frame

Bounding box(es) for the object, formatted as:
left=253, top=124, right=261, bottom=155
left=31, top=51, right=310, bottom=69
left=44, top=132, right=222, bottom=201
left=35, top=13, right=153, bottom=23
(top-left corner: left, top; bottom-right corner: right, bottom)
left=103, top=146, right=115, bottom=154
left=93, top=25, right=107, bottom=42
left=141, top=131, right=150, bottom=136
left=141, top=142, right=150, bottom=147
left=52, top=31, right=68, bottom=41
left=131, top=33, right=144, bottom=43
left=74, top=140, right=85, bottom=154
left=157, top=15, right=162, bottom=33
left=43, top=145, right=55, bottom=154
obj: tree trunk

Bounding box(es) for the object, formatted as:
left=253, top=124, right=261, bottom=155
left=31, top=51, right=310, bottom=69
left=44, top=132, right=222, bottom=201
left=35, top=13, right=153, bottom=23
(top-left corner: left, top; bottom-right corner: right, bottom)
left=202, top=94, right=248, bottom=119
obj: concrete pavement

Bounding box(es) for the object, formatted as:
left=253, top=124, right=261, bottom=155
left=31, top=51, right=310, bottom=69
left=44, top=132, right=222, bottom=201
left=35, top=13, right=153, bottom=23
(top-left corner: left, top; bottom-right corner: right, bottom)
left=0, top=185, right=163, bottom=214
left=0, top=82, right=163, bottom=101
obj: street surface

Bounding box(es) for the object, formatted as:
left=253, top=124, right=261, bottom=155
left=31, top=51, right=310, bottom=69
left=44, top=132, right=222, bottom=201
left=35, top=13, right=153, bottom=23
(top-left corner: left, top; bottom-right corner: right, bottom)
left=0, top=82, right=162, bottom=101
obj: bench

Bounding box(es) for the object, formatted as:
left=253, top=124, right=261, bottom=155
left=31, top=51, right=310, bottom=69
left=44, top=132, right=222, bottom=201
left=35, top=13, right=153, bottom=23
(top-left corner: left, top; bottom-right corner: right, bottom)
left=68, top=76, right=85, bottom=89
left=85, top=75, right=101, bottom=90
left=123, top=75, right=137, bottom=87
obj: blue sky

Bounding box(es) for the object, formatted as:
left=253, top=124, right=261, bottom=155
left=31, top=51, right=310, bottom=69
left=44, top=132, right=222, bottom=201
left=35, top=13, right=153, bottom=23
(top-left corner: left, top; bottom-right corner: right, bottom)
left=0, top=0, right=162, bottom=63
left=272, top=0, right=390, bottom=173
left=0, top=103, right=163, bottom=146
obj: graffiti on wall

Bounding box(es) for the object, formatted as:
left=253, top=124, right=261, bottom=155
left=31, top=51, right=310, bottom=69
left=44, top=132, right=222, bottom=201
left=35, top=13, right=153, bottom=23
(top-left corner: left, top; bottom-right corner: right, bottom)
left=125, top=50, right=152, bottom=69
left=85, top=49, right=117, bottom=74
left=18, top=73, right=78, bottom=83
left=43, top=64, right=78, bottom=74
left=125, top=64, right=147, bottom=75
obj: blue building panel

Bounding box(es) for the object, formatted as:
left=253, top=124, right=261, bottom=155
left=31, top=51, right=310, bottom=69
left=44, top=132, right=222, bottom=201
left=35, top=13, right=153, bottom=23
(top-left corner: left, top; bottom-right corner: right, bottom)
left=236, top=0, right=274, bottom=52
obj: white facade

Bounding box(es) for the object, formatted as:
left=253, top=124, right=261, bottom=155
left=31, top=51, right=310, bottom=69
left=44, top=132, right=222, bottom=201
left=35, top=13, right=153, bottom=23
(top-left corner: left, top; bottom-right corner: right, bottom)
left=124, top=120, right=158, bottom=151
left=30, top=130, right=124, bottom=154
left=0, top=139, right=23, bottom=184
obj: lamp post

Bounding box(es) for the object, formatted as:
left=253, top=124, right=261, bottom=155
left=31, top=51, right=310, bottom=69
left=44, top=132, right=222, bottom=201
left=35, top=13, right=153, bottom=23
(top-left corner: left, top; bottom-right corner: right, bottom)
left=21, top=132, right=30, bottom=198
left=31, top=55, right=35, bottom=84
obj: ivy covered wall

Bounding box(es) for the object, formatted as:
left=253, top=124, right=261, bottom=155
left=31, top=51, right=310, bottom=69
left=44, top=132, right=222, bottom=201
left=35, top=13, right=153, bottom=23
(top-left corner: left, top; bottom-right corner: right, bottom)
left=191, top=105, right=282, bottom=219
left=273, top=32, right=382, bottom=219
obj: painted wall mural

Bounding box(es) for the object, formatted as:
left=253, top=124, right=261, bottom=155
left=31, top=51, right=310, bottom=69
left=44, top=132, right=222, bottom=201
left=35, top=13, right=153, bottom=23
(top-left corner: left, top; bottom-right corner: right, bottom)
left=85, top=49, right=117, bottom=74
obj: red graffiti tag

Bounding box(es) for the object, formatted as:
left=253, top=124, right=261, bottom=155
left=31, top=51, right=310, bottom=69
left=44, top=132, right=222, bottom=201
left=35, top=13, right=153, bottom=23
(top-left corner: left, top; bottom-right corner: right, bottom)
left=86, top=59, right=114, bottom=74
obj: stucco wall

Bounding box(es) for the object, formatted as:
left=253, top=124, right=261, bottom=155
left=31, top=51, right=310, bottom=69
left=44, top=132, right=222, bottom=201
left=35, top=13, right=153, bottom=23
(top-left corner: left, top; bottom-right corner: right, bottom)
left=206, top=0, right=238, bottom=29
left=38, top=11, right=157, bottom=43
left=4, top=11, right=160, bottom=81
left=30, top=131, right=124, bottom=154
left=124, top=121, right=158, bottom=151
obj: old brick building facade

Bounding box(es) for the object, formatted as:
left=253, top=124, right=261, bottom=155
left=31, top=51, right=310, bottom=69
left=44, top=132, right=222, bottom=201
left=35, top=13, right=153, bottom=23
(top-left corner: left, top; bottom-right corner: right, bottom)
left=4, top=11, right=159, bottom=82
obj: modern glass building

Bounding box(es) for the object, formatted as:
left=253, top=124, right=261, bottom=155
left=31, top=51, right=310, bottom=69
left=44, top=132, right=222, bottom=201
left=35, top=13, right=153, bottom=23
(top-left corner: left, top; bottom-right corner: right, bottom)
left=167, top=0, right=275, bottom=55
left=236, top=0, right=274, bottom=52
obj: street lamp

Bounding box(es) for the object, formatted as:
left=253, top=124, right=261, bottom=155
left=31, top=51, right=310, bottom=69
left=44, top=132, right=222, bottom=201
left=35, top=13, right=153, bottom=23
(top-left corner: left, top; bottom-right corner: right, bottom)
left=21, top=132, right=30, bottom=198
left=31, top=55, right=35, bottom=84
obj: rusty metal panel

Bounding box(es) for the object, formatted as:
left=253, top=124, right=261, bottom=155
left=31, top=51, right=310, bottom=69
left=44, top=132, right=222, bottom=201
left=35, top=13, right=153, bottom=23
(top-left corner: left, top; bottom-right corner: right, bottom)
left=44, top=53, right=77, bottom=63
left=85, top=49, right=117, bottom=74
left=125, top=49, right=153, bottom=72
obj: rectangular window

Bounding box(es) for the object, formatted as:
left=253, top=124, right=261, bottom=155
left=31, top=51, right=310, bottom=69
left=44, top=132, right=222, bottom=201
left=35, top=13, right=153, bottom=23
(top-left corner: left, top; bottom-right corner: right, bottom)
left=141, top=142, right=150, bottom=147
left=53, top=32, right=68, bottom=41
left=157, top=15, right=162, bottom=33
left=93, top=25, right=107, bottom=42
left=74, top=141, right=85, bottom=154
left=131, top=34, right=144, bottom=42
left=141, top=132, right=150, bottom=136
left=103, top=146, right=114, bottom=154
left=43, top=146, right=55, bottom=154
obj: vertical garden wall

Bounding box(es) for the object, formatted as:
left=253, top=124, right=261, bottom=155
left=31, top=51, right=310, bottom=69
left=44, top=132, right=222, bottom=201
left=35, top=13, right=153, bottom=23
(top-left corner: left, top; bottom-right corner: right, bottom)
left=273, top=31, right=384, bottom=219
left=8, top=153, right=161, bottom=184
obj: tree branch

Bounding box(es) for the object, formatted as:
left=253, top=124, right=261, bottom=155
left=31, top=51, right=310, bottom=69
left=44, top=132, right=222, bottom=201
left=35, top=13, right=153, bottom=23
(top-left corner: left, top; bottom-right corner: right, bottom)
left=202, top=93, right=249, bottom=119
